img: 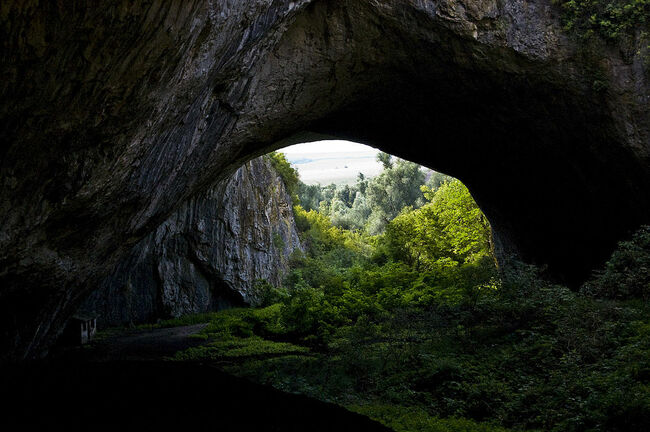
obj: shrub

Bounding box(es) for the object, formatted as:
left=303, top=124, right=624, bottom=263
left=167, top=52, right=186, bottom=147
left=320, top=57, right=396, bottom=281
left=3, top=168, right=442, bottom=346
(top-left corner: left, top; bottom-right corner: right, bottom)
left=268, top=151, right=300, bottom=204
left=582, top=225, right=650, bottom=300
left=556, top=0, right=649, bottom=41
left=250, top=279, right=289, bottom=307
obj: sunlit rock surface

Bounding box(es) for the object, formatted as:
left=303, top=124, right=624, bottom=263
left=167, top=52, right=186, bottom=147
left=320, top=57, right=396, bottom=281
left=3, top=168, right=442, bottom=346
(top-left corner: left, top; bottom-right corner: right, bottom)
left=83, top=156, right=302, bottom=326
left=0, top=1, right=647, bottom=359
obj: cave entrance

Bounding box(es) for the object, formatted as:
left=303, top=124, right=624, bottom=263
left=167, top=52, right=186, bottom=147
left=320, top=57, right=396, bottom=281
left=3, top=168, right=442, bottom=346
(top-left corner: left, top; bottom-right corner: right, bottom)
left=269, top=137, right=495, bottom=265
left=2, top=1, right=647, bottom=425
left=274, top=139, right=469, bottom=236
left=1, top=0, right=647, bottom=376
left=222, top=0, right=648, bottom=287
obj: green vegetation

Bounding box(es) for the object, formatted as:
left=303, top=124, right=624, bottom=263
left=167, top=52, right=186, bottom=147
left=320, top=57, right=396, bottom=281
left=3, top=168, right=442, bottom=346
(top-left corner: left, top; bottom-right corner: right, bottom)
left=297, top=152, right=435, bottom=234
left=582, top=225, right=650, bottom=300
left=136, top=312, right=218, bottom=329
left=557, top=0, right=649, bottom=41
left=349, top=405, right=512, bottom=432
left=165, top=153, right=650, bottom=432
left=381, top=181, right=493, bottom=271
left=268, top=151, right=300, bottom=205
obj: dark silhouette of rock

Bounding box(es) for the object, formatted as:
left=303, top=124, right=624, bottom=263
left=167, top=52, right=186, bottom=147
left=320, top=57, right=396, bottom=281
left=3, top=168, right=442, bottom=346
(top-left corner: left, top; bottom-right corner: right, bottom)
left=0, top=1, right=648, bottom=360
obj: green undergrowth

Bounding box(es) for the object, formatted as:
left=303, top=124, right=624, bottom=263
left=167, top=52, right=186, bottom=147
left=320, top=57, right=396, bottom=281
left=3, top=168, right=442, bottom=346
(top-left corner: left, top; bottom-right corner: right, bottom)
left=95, top=156, right=650, bottom=431
left=136, top=312, right=218, bottom=329
left=154, top=158, right=650, bottom=432
left=173, top=337, right=309, bottom=361
left=162, top=208, right=650, bottom=432
left=167, top=280, right=650, bottom=431
left=349, top=405, right=513, bottom=432
left=169, top=306, right=309, bottom=362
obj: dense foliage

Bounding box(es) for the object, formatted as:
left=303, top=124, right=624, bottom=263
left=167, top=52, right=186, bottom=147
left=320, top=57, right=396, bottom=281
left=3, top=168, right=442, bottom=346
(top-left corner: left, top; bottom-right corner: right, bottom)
left=268, top=151, right=300, bottom=205
left=582, top=225, right=650, bottom=300
left=166, top=246, right=650, bottom=432
left=380, top=181, right=493, bottom=270
left=557, top=0, right=649, bottom=41
left=298, top=153, right=446, bottom=234
left=153, top=154, right=650, bottom=431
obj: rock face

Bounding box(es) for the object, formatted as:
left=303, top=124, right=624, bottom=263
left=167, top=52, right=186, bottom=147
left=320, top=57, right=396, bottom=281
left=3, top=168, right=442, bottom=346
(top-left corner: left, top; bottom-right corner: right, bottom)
left=0, top=1, right=648, bottom=359
left=83, top=156, right=302, bottom=327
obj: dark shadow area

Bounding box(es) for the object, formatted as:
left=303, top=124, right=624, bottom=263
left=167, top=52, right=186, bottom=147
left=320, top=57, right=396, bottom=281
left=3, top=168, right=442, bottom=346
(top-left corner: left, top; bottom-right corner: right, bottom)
left=51, top=323, right=211, bottom=362
left=0, top=361, right=392, bottom=429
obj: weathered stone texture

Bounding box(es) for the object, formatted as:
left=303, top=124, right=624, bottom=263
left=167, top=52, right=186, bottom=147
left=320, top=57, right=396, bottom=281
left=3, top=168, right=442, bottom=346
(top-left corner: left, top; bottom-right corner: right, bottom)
left=83, top=156, right=302, bottom=326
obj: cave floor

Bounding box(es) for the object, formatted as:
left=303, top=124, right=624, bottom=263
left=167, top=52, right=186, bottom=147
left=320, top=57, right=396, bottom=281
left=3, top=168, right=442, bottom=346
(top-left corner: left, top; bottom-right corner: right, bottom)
left=2, top=324, right=391, bottom=430
left=52, top=323, right=210, bottom=361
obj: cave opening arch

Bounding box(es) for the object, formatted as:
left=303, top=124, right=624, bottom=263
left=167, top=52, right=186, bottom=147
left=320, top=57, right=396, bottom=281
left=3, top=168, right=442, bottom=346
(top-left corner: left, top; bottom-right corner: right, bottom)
left=223, top=0, right=648, bottom=286
left=1, top=0, right=648, bottom=361
left=266, top=121, right=623, bottom=288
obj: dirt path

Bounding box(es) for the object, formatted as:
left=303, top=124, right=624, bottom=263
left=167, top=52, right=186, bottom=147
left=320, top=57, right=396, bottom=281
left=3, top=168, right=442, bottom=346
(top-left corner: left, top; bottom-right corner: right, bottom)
left=60, top=323, right=209, bottom=361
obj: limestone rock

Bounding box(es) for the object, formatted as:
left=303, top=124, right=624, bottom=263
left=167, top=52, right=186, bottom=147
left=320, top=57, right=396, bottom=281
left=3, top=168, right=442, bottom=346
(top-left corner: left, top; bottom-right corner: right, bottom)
left=83, top=156, right=302, bottom=326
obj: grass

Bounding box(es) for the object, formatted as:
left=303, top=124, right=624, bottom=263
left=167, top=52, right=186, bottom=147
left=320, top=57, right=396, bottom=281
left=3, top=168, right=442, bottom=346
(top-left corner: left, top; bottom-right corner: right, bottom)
left=173, top=337, right=309, bottom=361
left=168, top=305, right=310, bottom=362
left=136, top=312, right=219, bottom=329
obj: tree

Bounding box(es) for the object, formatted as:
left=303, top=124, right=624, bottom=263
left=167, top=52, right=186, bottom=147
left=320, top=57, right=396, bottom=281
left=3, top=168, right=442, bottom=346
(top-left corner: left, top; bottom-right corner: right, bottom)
left=298, top=183, right=323, bottom=211
left=336, top=185, right=355, bottom=208
left=428, top=181, right=492, bottom=263
left=357, top=173, right=368, bottom=195
left=382, top=180, right=493, bottom=269
left=321, top=183, right=337, bottom=203
left=426, top=171, right=454, bottom=191
left=329, top=193, right=372, bottom=232
left=377, top=152, right=393, bottom=169
left=365, top=159, right=426, bottom=234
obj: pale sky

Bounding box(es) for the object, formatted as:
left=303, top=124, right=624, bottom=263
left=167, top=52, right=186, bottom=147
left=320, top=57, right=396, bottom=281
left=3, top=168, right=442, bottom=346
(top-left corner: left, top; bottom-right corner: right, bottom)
left=280, top=140, right=379, bottom=155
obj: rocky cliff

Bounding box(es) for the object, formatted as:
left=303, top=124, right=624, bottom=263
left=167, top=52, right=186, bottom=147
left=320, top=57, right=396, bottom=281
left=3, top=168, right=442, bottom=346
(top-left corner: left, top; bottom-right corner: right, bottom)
left=0, top=1, right=648, bottom=359
left=82, top=156, right=302, bottom=326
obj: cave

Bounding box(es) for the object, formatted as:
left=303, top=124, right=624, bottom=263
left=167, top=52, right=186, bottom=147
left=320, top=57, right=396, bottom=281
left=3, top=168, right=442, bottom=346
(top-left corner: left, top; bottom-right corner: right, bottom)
left=1, top=0, right=648, bottom=366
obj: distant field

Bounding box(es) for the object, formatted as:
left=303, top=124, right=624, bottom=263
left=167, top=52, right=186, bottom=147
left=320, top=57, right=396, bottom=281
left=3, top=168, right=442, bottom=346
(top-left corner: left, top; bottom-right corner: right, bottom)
left=280, top=141, right=383, bottom=185
left=285, top=152, right=383, bottom=185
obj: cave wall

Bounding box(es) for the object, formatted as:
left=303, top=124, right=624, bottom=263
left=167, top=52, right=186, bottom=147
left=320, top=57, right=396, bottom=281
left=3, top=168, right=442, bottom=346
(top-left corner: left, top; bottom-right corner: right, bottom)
left=82, top=156, right=302, bottom=327
left=0, top=0, right=647, bottom=359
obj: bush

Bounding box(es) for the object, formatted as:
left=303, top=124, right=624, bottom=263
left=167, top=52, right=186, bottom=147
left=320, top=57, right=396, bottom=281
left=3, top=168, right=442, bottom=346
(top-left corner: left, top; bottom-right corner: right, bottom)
left=582, top=225, right=650, bottom=300
left=556, top=0, right=649, bottom=41
left=268, top=152, right=300, bottom=204
left=250, top=279, right=289, bottom=307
